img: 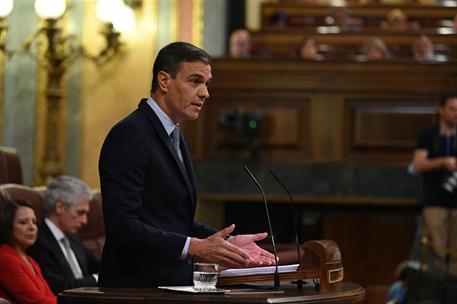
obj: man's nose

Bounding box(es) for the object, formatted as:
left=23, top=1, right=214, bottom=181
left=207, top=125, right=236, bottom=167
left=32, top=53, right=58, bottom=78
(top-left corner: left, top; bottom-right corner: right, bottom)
left=199, top=85, right=209, bottom=100
left=80, top=214, right=88, bottom=225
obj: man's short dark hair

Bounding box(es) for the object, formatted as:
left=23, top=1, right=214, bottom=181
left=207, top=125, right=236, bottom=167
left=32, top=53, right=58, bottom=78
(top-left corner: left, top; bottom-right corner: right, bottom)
left=439, top=91, right=457, bottom=107
left=0, top=199, right=36, bottom=247
left=150, top=41, right=211, bottom=93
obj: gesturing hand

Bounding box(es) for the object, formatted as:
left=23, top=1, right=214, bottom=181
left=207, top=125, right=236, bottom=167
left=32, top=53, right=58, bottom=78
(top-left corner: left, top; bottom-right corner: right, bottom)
left=227, top=233, right=277, bottom=266
left=188, top=224, right=251, bottom=268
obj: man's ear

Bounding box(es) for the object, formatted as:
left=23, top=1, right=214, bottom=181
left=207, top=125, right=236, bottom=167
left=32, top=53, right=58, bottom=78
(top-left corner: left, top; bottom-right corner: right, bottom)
left=55, top=201, right=65, bottom=215
left=157, top=71, right=170, bottom=92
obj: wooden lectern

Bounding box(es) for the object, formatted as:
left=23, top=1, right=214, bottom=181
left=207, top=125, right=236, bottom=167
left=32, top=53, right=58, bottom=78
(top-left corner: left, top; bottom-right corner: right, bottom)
left=58, top=239, right=365, bottom=304
left=218, top=239, right=344, bottom=292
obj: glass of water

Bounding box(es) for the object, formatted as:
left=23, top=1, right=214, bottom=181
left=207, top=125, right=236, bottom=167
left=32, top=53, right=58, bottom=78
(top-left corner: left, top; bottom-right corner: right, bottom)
left=193, top=263, right=219, bottom=291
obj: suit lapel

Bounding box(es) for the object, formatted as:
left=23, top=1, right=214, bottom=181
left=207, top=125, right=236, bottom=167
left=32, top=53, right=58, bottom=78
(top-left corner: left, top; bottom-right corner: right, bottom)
left=138, top=99, right=196, bottom=205
left=41, top=223, right=81, bottom=277
left=180, top=134, right=198, bottom=207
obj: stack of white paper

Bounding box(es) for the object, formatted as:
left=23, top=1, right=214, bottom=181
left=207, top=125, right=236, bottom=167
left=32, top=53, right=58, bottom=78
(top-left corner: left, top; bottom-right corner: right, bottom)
left=219, top=264, right=299, bottom=277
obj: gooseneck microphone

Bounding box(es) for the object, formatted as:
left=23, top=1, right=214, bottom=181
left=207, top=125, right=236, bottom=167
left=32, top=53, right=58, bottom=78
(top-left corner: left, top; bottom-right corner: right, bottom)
left=243, top=165, right=280, bottom=289
left=268, top=169, right=304, bottom=289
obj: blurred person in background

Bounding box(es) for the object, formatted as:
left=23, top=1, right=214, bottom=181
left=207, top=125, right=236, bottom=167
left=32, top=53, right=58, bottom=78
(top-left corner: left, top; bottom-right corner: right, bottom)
left=412, top=91, right=457, bottom=275
left=358, top=37, right=392, bottom=61
left=381, top=9, right=419, bottom=31
left=297, top=37, right=324, bottom=60
left=326, top=7, right=362, bottom=32
left=411, top=34, right=437, bottom=61
left=229, top=29, right=251, bottom=58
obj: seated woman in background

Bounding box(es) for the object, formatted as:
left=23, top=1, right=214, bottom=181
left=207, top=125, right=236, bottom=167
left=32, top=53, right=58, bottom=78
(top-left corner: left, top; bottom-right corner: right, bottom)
left=0, top=200, right=56, bottom=304
left=357, top=37, right=392, bottom=61
left=297, top=37, right=324, bottom=60
left=381, top=9, right=420, bottom=31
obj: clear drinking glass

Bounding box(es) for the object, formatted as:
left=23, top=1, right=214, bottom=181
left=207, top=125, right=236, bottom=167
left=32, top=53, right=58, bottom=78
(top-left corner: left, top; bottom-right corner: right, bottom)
left=193, top=263, right=219, bottom=291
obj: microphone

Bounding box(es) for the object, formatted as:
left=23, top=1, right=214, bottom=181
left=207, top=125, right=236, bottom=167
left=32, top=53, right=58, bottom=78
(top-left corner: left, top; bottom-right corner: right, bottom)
left=243, top=165, right=280, bottom=289
left=268, top=168, right=304, bottom=289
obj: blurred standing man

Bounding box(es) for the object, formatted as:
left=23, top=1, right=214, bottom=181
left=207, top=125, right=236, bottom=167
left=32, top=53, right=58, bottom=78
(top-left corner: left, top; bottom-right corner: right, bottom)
left=28, top=176, right=100, bottom=294
left=412, top=91, right=457, bottom=274
left=98, top=42, right=275, bottom=288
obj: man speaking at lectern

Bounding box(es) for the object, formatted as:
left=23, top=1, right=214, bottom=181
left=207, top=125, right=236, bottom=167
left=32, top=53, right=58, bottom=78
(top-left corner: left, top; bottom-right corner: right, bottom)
left=98, top=42, right=276, bottom=288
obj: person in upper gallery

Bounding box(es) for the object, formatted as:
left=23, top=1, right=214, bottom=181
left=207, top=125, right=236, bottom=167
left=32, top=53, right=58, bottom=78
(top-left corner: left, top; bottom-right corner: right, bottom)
left=27, top=176, right=100, bottom=294
left=326, top=7, right=362, bottom=32
left=98, top=41, right=276, bottom=288
left=297, top=37, right=324, bottom=60
left=357, top=37, right=392, bottom=61
left=0, top=199, right=56, bottom=304
left=380, top=9, right=420, bottom=31
left=411, top=34, right=439, bottom=61
left=229, top=28, right=251, bottom=58
left=411, top=91, right=457, bottom=275
left=269, top=10, right=290, bottom=29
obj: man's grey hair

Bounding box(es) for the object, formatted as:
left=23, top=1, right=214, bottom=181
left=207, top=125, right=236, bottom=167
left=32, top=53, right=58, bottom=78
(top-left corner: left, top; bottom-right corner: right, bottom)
left=43, top=175, right=94, bottom=215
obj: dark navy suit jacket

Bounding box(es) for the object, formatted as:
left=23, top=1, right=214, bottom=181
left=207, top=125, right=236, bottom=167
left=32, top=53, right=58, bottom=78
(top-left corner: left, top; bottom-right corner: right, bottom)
left=98, top=99, right=215, bottom=288
left=27, top=223, right=100, bottom=294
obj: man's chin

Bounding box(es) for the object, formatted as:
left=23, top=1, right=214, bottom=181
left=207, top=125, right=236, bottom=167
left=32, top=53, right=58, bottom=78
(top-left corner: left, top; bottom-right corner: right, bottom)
left=185, top=113, right=200, bottom=121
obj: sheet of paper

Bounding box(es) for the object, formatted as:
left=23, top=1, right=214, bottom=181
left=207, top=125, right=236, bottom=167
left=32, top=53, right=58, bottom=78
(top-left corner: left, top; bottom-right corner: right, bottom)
left=219, top=264, right=299, bottom=277
left=158, top=286, right=228, bottom=293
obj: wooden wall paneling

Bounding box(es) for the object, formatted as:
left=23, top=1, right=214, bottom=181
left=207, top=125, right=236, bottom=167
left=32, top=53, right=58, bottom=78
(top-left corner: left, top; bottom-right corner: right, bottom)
left=209, top=59, right=457, bottom=162
left=322, top=208, right=418, bottom=304
left=201, top=93, right=312, bottom=160
left=310, top=94, right=345, bottom=161
left=344, top=98, right=437, bottom=161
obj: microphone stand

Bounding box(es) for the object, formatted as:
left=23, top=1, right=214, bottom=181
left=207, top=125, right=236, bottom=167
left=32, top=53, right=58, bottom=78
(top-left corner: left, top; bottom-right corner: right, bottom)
left=244, top=165, right=281, bottom=289
left=268, top=169, right=305, bottom=289
left=446, top=205, right=451, bottom=275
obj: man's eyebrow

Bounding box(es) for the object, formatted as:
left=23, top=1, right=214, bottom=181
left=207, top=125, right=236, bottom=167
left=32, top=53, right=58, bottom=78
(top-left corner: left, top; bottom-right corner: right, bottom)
left=188, top=73, right=212, bottom=82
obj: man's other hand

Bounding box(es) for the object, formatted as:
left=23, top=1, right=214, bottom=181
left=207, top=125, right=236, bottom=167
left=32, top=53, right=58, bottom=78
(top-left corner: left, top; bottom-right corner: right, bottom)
left=188, top=224, right=250, bottom=268
left=227, top=232, right=277, bottom=266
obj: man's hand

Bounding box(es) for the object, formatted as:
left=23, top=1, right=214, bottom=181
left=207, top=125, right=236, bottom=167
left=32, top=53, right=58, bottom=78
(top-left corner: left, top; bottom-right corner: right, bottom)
left=188, top=224, right=251, bottom=268
left=442, top=156, right=457, bottom=172
left=227, top=233, right=277, bottom=266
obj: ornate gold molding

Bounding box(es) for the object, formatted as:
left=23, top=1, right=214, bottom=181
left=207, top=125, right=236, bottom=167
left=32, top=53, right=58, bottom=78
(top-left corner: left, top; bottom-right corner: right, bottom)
left=169, top=0, right=177, bottom=42
left=192, top=0, right=204, bottom=47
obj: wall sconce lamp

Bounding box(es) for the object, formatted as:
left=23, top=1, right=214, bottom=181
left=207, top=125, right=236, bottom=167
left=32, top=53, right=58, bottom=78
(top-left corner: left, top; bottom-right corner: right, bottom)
left=0, top=0, right=137, bottom=184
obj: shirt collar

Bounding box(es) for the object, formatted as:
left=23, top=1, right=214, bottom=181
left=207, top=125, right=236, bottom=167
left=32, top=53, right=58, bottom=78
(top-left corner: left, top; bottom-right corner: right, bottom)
left=45, top=218, right=66, bottom=242
left=146, top=97, right=178, bottom=136
left=439, top=127, right=456, bottom=136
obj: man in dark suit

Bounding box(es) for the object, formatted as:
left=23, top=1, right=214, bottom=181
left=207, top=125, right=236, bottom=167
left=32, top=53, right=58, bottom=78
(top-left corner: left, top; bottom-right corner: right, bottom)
left=98, top=42, right=275, bottom=288
left=28, top=176, right=100, bottom=294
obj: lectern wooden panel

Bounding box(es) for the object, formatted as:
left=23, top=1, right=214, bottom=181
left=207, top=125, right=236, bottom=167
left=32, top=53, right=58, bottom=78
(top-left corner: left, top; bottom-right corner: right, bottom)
left=58, top=283, right=365, bottom=304
left=218, top=240, right=343, bottom=292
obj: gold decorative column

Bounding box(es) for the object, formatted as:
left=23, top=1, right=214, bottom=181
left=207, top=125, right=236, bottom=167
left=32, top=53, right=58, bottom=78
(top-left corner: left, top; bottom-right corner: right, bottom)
left=34, top=19, right=66, bottom=185
left=192, top=0, right=203, bottom=47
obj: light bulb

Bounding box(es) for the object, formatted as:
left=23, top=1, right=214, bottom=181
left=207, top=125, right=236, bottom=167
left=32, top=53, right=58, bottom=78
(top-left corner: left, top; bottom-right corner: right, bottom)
left=96, top=0, right=124, bottom=23
left=0, top=0, right=14, bottom=18
left=112, top=4, right=135, bottom=32
left=35, top=0, right=66, bottom=19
